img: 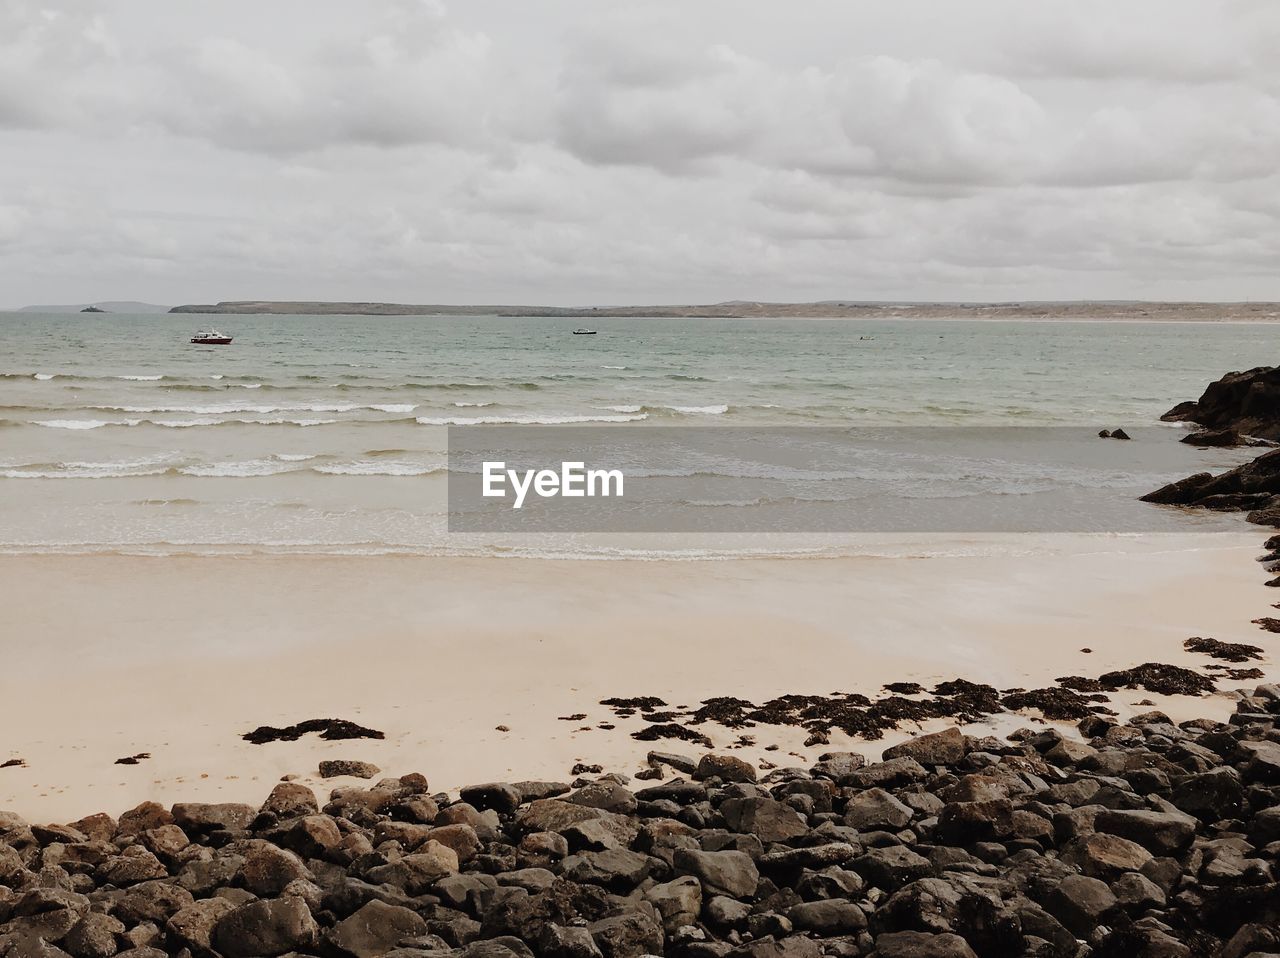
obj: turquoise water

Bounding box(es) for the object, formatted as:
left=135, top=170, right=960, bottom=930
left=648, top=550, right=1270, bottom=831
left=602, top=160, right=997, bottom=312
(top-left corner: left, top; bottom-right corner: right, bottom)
left=0, top=312, right=1273, bottom=554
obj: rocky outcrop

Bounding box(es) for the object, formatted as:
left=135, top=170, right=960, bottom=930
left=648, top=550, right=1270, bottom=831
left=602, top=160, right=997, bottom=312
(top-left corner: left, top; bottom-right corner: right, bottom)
left=5, top=691, right=1280, bottom=957
left=1141, top=447, right=1280, bottom=526
left=1160, top=366, right=1280, bottom=442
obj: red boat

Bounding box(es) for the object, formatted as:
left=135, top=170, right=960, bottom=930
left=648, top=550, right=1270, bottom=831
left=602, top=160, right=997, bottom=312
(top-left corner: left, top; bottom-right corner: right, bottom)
left=191, top=329, right=233, bottom=345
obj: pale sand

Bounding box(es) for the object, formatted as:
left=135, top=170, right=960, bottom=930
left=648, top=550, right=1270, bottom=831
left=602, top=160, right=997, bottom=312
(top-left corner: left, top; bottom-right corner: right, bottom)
left=1, top=533, right=1275, bottom=822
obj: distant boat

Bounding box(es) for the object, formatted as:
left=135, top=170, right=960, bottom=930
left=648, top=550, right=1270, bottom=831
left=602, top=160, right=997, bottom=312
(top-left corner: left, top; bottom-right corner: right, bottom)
left=81, top=306, right=106, bottom=313
left=191, top=329, right=233, bottom=345
left=572, top=328, right=598, bottom=335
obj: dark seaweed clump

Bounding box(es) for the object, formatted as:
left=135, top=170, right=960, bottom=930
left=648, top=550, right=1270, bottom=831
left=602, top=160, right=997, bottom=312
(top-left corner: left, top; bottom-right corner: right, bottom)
left=1184, top=636, right=1265, bottom=662
left=629, top=723, right=712, bottom=747
left=1002, top=687, right=1109, bottom=721
left=599, top=696, right=667, bottom=710
left=242, top=718, right=386, bottom=745
left=1097, top=663, right=1217, bottom=696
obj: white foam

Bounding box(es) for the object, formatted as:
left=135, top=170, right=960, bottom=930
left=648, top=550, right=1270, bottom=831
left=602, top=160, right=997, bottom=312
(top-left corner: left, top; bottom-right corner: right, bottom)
left=668, top=404, right=729, bottom=415
left=415, top=413, right=648, bottom=425
left=32, top=373, right=55, bottom=381
left=601, top=365, right=628, bottom=370
left=180, top=460, right=297, bottom=478
left=369, top=403, right=416, bottom=413
left=453, top=401, right=495, bottom=408
left=1, top=456, right=173, bottom=479
left=274, top=453, right=317, bottom=462
left=117, top=375, right=163, bottom=381
left=313, top=461, right=444, bottom=476
left=602, top=405, right=643, bottom=413
left=35, top=419, right=115, bottom=430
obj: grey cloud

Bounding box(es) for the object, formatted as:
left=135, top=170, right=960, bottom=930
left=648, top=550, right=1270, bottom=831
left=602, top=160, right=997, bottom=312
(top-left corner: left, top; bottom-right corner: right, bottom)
left=0, top=0, right=1278, bottom=307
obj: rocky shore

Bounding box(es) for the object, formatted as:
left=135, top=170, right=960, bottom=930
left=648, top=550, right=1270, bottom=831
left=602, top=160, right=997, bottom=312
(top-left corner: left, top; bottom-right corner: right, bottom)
left=3, top=693, right=1280, bottom=958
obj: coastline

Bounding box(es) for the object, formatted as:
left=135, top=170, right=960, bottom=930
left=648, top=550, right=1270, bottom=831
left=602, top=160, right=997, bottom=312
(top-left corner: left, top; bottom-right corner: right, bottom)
left=160, top=301, right=1280, bottom=321
left=3, top=532, right=1272, bottom=823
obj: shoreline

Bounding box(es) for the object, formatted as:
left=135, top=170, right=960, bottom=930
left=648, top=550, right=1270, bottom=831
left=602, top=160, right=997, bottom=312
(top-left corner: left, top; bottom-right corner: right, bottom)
left=3, top=533, right=1273, bottom=822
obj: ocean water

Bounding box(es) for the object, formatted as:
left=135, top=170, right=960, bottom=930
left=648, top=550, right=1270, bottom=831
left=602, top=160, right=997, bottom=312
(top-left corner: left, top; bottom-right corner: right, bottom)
left=0, top=311, right=1273, bottom=556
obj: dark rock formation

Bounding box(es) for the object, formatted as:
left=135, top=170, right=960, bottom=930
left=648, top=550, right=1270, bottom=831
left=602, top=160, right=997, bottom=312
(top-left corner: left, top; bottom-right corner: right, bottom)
left=1159, top=366, right=1280, bottom=441
left=1142, top=448, right=1280, bottom=526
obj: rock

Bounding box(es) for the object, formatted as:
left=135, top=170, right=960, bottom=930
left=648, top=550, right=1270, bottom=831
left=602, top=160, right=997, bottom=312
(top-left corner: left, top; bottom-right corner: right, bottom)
left=587, top=910, right=664, bottom=958
left=695, top=754, right=757, bottom=783
left=1240, top=739, right=1280, bottom=782
left=115, top=803, right=171, bottom=837
left=1044, top=874, right=1118, bottom=937
left=643, top=876, right=702, bottom=933
left=319, top=760, right=381, bottom=779
left=757, top=842, right=857, bottom=870
left=1112, top=872, right=1167, bottom=910
left=935, top=800, right=1013, bottom=844
left=213, top=896, right=319, bottom=958
left=165, top=898, right=236, bottom=953
left=460, top=783, right=524, bottom=815
left=843, top=788, right=913, bottom=830
left=812, top=752, right=867, bottom=784
left=672, top=848, right=759, bottom=898
left=327, top=899, right=429, bottom=958
left=113, top=881, right=194, bottom=926
left=1182, top=427, right=1244, bottom=447
left=647, top=751, right=698, bottom=774
left=139, top=824, right=188, bottom=860
left=1158, top=366, right=1280, bottom=440
left=1044, top=737, right=1098, bottom=765
left=237, top=842, right=311, bottom=897
left=98, top=849, right=168, bottom=885
left=873, top=931, right=979, bottom=958
left=274, top=813, right=343, bottom=858
left=787, top=899, right=867, bottom=934
left=539, top=923, right=604, bottom=958
left=1169, top=766, right=1244, bottom=821
left=259, top=781, right=319, bottom=818
left=851, top=845, right=932, bottom=891
left=1094, top=808, right=1197, bottom=855
left=63, top=913, right=125, bottom=958
left=560, top=848, right=652, bottom=892
left=1142, top=448, right=1280, bottom=524
left=364, top=841, right=459, bottom=893
left=882, top=727, right=966, bottom=766
left=171, top=802, right=256, bottom=834
left=720, top=797, right=808, bottom=843
left=1061, top=832, right=1154, bottom=878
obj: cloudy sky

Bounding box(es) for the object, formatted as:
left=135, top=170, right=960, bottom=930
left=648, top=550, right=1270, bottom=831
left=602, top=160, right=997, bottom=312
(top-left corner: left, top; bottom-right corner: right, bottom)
left=2, top=0, right=1278, bottom=307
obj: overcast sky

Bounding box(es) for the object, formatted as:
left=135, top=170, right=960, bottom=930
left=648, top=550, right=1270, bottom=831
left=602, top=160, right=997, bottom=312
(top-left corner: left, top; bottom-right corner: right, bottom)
left=2, top=0, right=1278, bottom=307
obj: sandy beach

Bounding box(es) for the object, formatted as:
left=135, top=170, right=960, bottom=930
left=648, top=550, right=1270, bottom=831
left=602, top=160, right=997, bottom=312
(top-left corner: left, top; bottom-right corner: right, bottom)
left=3, top=532, right=1273, bottom=823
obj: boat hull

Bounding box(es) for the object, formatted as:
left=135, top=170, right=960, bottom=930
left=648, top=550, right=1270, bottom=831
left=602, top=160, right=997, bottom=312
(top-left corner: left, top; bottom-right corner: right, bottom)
left=191, top=337, right=233, bottom=345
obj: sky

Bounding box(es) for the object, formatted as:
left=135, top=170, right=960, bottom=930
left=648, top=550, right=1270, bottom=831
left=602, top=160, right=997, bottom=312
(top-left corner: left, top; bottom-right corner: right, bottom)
left=2, top=0, right=1278, bottom=307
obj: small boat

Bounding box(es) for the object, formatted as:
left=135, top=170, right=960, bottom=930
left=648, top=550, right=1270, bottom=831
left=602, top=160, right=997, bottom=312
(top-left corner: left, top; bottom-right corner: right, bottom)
left=81, top=305, right=106, bottom=313
left=191, top=329, right=233, bottom=345
left=572, top=328, right=597, bottom=335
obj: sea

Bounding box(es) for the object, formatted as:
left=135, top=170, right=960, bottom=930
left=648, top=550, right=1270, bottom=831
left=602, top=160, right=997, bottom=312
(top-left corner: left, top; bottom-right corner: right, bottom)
left=0, top=311, right=1273, bottom=558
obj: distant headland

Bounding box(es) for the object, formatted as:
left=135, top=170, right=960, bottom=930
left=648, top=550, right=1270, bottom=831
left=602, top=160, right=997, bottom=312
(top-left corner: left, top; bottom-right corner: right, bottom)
left=168, top=300, right=1280, bottom=320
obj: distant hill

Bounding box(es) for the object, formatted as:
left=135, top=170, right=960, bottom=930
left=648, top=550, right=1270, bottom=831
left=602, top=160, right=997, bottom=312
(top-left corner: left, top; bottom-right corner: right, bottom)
left=10, top=301, right=171, bottom=314
left=168, top=300, right=1280, bottom=321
